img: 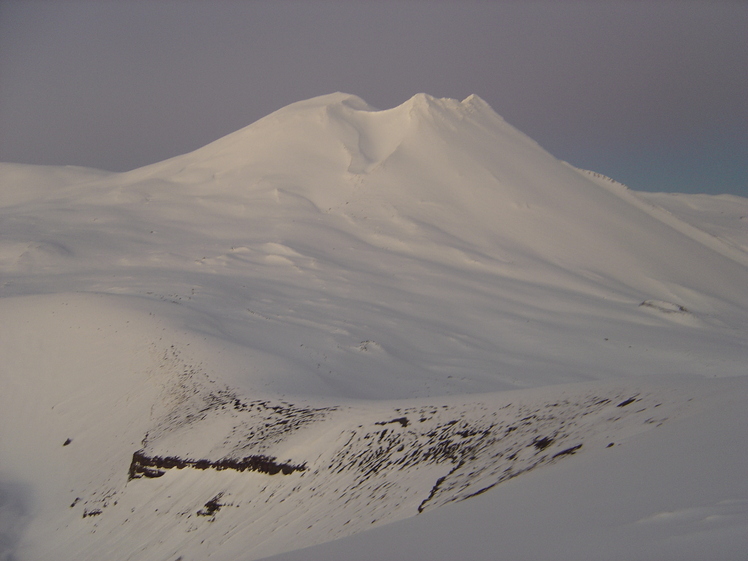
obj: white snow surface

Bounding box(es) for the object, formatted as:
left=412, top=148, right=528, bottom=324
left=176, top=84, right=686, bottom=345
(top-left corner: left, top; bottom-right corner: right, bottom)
left=0, top=93, right=746, bottom=560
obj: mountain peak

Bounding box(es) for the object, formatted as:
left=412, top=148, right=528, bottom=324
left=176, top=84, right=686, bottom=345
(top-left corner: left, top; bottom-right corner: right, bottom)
left=132, top=93, right=508, bottom=182
left=3, top=81, right=748, bottom=561
left=277, top=92, right=375, bottom=113
left=276, top=92, right=493, bottom=118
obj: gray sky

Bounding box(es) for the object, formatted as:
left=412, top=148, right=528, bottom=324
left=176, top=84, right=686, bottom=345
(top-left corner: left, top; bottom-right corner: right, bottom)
left=1, top=0, right=746, bottom=196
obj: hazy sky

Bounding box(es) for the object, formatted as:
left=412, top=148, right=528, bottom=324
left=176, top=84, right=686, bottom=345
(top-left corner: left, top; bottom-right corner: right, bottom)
left=1, top=0, right=746, bottom=196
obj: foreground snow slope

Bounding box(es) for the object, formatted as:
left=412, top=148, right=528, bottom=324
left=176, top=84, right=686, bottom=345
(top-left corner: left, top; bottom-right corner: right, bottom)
left=1, top=93, right=746, bottom=560
left=265, top=376, right=748, bottom=561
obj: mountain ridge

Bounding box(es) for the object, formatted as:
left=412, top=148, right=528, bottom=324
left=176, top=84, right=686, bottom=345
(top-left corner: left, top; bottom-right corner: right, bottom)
left=2, top=93, right=747, bottom=399
left=1, top=92, right=747, bottom=561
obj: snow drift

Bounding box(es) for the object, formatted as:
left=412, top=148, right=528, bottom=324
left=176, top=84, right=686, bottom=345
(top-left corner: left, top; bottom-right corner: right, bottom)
left=1, top=93, right=746, bottom=560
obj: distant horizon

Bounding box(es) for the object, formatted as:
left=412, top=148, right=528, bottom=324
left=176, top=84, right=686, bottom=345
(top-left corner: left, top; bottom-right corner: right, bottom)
left=1, top=1, right=746, bottom=197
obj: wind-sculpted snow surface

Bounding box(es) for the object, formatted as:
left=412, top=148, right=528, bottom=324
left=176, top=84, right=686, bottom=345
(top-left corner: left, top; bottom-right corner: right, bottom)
left=68, top=365, right=692, bottom=561
left=1, top=93, right=747, bottom=560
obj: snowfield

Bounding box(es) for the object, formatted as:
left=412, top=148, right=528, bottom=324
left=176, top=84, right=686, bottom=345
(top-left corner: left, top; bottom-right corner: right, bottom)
left=1, top=93, right=746, bottom=560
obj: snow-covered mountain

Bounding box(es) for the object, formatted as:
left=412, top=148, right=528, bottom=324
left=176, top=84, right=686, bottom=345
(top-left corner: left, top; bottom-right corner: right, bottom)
left=1, top=93, right=746, bottom=560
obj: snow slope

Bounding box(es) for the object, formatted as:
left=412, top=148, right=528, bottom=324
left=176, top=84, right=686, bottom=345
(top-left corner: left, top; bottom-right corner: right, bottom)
left=1, top=93, right=746, bottom=560
left=265, top=377, right=748, bottom=561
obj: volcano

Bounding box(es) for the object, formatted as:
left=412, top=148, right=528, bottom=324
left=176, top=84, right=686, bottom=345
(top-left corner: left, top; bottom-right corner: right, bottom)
left=1, top=93, right=746, bottom=561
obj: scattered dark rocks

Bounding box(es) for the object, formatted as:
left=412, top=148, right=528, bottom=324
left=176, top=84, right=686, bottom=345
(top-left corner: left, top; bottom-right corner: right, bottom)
left=128, top=450, right=306, bottom=480
left=532, top=436, right=554, bottom=451
left=639, top=300, right=688, bottom=314
left=197, top=493, right=224, bottom=517
left=375, top=417, right=410, bottom=428
left=114, top=378, right=668, bottom=527
left=63, top=438, right=72, bottom=446
left=552, top=444, right=582, bottom=459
